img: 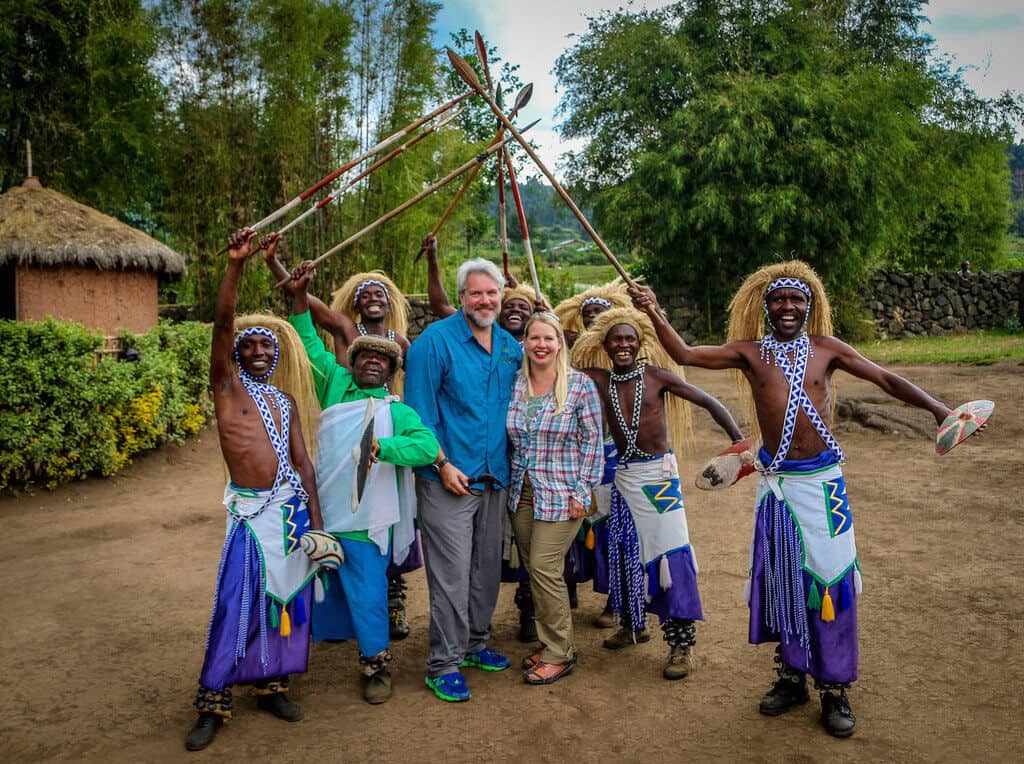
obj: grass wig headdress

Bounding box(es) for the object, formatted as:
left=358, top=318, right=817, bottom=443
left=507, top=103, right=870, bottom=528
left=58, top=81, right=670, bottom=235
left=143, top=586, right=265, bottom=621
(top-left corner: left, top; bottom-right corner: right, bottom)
left=503, top=283, right=542, bottom=308
left=570, top=306, right=693, bottom=457
left=330, top=271, right=408, bottom=337
left=554, top=278, right=631, bottom=336
left=234, top=313, right=321, bottom=458
left=726, top=260, right=834, bottom=438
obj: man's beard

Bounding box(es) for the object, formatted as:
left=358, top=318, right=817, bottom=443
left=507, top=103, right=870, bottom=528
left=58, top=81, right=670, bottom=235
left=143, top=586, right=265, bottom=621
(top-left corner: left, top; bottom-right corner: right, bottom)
left=466, top=308, right=496, bottom=329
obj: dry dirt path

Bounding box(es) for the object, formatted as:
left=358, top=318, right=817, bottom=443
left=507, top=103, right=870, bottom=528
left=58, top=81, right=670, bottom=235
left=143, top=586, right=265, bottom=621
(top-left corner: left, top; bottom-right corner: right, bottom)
left=1, top=363, right=1022, bottom=763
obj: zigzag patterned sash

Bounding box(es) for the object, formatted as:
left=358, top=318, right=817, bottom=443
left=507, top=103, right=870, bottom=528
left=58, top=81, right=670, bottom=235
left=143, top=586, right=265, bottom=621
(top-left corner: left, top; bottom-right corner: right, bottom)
left=760, top=333, right=844, bottom=474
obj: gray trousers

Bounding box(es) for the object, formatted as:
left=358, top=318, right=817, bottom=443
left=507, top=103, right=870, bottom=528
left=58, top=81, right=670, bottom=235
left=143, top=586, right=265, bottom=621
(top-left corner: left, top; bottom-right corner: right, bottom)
left=416, top=477, right=506, bottom=677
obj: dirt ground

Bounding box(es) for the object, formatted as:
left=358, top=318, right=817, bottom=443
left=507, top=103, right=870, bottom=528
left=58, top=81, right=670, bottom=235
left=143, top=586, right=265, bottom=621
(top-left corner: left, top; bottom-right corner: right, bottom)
left=1, top=363, right=1022, bottom=763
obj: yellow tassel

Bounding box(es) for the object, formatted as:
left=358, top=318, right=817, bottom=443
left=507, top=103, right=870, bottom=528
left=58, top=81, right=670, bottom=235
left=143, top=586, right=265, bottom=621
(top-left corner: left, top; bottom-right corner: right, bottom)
left=280, top=604, right=292, bottom=637
left=585, top=526, right=595, bottom=550
left=821, top=586, right=836, bottom=622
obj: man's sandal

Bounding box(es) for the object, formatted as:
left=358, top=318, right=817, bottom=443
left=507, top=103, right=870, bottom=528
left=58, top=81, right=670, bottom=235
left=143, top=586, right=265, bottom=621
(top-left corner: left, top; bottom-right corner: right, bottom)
left=523, top=660, right=574, bottom=685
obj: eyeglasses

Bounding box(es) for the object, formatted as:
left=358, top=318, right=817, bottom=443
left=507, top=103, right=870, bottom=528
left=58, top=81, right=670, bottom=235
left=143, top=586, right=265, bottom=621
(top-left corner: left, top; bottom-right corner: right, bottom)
left=465, top=473, right=498, bottom=496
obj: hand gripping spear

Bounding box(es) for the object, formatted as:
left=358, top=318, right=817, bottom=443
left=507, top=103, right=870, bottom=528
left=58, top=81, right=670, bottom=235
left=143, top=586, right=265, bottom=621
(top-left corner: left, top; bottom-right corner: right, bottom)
left=217, top=89, right=475, bottom=255
left=273, top=121, right=538, bottom=289
left=474, top=31, right=542, bottom=301
left=447, top=48, right=637, bottom=288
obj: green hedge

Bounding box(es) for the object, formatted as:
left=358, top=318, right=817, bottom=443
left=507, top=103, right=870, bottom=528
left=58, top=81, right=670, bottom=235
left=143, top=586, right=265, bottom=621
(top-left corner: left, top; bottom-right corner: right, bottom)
left=0, top=319, right=212, bottom=492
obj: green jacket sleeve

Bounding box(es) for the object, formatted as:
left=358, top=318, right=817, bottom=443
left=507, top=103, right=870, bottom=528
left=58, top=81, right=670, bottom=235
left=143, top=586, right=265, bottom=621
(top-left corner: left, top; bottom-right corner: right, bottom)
left=288, top=310, right=335, bottom=405
left=377, top=402, right=440, bottom=467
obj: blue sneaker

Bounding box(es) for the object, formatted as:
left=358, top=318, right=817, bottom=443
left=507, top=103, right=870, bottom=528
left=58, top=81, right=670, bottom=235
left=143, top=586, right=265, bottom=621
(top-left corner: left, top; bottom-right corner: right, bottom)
left=461, top=646, right=511, bottom=672
left=425, top=671, right=471, bottom=702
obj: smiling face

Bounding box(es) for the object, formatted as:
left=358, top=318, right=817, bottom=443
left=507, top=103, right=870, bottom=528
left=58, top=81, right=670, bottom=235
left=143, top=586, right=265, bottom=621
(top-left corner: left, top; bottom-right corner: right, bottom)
left=236, top=334, right=277, bottom=379
left=603, top=323, right=640, bottom=370
left=355, top=283, right=390, bottom=321
left=765, top=287, right=810, bottom=340
left=460, top=271, right=502, bottom=329
left=499, top=298, right=532, bottom=338
left=523, top=316, right=562, bottom=370
left=352, top=348, right=394, bottom=389
left=581, top=301, right=610, bottom=329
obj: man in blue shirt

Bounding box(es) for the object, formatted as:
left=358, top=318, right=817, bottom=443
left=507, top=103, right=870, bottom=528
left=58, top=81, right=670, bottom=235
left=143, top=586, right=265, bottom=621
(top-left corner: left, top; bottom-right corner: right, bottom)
left=405, top=257, right=523, bottom=702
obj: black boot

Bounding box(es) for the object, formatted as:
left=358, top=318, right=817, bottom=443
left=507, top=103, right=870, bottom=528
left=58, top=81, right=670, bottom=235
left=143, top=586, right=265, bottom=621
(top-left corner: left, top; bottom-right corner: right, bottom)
left=567, top=579, right=579, bottom=609
left=819, top=687, right=856, bottom=737
left=253, top=678, right=303, bottom=722
left=388, top=575, right=410, bottom=641
left=759, top=648, right=809, bottom=715
left=185, top=714, right=222, bottom=751
left=515, top=580, right=537, bottom=643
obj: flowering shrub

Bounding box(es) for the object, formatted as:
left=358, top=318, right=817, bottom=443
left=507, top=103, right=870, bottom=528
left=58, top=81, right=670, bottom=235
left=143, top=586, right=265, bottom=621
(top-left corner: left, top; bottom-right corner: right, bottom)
left=0, top=318, right=212, bottom=491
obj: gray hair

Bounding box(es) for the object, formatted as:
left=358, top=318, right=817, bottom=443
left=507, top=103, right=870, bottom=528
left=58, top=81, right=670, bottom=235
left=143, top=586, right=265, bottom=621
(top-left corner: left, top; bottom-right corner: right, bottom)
left=455, top=258, right=504, bottom=294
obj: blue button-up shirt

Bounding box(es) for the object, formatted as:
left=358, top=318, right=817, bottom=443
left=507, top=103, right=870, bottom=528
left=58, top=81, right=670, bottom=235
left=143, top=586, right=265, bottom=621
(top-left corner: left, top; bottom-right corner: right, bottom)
left=405, top=309, right=522, bottom=487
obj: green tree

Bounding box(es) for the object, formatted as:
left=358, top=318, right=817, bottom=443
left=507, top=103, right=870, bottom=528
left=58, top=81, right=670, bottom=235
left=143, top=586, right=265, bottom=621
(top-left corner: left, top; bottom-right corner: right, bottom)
left=0, top=0, right=162, bottom=216
left=555, top=0, right=1017, bottom=333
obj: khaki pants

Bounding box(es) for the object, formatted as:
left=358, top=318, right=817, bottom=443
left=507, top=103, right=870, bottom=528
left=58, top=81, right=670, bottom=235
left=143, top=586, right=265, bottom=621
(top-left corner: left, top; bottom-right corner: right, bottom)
left=510, top=477, right=583, bottom=664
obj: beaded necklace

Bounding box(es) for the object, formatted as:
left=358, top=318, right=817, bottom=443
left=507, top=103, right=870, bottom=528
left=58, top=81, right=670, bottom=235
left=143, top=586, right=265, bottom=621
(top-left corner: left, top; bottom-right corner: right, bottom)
left=608, top=363, right=656, bottom=462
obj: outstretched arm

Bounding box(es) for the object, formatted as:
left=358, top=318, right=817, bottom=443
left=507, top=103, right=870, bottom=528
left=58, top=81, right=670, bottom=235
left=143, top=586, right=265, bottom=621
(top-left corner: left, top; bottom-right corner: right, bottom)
left=629, top=285, right=748, bottom=370
left=211, top=228, right=258, bottom=393
left=826, top=336, right=951, bottom=425
left=657, top=367, right=745, bottom=443
left=423, top=233, right=456, bottom=319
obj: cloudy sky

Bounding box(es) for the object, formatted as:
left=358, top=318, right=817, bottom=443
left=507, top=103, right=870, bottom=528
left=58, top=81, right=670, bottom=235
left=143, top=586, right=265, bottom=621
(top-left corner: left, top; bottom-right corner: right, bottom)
left=431, top=0, right=1022, bottom=166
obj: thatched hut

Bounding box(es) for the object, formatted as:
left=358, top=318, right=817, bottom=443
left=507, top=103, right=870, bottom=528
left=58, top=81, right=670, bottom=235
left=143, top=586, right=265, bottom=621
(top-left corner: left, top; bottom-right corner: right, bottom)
left=0, top=177, right=185, bottom=334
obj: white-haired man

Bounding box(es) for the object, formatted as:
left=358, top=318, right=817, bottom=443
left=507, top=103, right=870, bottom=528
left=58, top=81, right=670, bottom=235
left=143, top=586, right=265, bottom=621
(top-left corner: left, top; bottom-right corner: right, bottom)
left=406, top=258, right=523, bottom=702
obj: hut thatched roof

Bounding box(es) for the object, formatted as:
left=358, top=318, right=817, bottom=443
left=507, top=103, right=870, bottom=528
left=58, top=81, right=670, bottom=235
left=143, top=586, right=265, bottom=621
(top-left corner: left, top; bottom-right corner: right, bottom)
left=0, top=179, right=185, bottom=278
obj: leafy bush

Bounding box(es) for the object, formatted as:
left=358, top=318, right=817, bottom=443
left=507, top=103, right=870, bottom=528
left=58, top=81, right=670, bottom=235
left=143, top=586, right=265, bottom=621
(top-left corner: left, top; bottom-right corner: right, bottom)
left=0, top=319, right=212, bottom=492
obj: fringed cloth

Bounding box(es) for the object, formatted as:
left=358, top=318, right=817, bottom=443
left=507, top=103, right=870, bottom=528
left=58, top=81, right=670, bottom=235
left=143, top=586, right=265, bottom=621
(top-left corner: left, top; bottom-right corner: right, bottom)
left=747, top=448, right=860, bottom=684
left=199, top=484, right=314, bottom=692
left=609, top=454, right=703, bottom=628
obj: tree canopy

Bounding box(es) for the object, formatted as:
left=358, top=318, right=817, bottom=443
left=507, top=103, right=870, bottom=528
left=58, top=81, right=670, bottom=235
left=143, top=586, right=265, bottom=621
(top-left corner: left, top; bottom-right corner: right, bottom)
left=555, top=0, right=1019, bottom=330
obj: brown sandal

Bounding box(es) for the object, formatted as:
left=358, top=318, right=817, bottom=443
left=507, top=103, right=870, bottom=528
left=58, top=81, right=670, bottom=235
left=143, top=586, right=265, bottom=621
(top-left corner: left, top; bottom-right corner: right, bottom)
left=523, top=660, right=575, bottom=685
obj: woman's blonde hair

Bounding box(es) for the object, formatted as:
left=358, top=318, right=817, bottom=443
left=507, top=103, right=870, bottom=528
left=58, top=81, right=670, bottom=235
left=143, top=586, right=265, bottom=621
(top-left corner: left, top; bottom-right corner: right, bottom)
left=521, top=311, right=570, bottom=413
left=234, top=313, right=321, bottom=459
left=571, top=307, right=694, bottom=457
left=726, top=260, right=834, bottom=438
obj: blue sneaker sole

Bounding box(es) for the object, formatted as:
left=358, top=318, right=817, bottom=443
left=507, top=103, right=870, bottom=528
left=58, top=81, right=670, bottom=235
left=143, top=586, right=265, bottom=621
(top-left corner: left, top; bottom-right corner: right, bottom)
left=424, top=677, right=470, bottom=702
left=460, top=657, right=510, bottom=672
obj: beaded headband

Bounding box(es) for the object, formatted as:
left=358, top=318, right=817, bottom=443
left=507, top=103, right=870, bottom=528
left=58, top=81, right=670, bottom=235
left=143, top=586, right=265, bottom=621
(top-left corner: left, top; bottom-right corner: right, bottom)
left=353, top=279, right=390, bottom=306
left=581, top=296, right=613, bottom=311
left=234, top=326, right=280, bottom=382
left=765, top=277, right=812, bottom=299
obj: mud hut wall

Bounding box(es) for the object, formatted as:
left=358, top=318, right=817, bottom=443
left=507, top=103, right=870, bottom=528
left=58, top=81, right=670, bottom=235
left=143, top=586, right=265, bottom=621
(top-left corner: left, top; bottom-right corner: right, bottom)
left=16, top=264, right=158, bottom=335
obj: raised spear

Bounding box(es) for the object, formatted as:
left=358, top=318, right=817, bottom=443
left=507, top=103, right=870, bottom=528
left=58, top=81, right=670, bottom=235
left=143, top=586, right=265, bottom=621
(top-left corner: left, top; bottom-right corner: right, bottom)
left=447, top=48, right=636, bottom=287
left=274, top=121, right=538, bottom=288
left=474, top=32, right=512, bottom=285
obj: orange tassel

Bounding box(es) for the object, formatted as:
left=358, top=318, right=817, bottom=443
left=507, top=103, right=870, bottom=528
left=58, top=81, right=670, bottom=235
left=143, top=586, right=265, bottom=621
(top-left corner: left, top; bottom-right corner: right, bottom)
left=280, top=604, right=292, bottom=637
left=584, top=526, right=595, bottom=550
left=821, top=586, right=836, bottom=622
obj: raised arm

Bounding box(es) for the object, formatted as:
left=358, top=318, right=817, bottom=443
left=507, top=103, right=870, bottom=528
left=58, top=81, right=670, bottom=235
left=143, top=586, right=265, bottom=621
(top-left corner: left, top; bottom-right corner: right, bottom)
left=825, top=336, right=951, bottom=425
left=211, top=228, right=258, bottom=393
left=423, top=233, right=456, bottom=319
left=261, top=235, right=358, bottom=349
left=629, top=285, right=748, bottom=370
left=656, top=367, right=745, bottom=443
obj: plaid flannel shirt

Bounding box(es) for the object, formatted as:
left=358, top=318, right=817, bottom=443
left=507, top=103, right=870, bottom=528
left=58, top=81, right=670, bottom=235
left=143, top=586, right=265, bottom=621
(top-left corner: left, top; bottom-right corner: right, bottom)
left=506, top=369, right=604, bottom=521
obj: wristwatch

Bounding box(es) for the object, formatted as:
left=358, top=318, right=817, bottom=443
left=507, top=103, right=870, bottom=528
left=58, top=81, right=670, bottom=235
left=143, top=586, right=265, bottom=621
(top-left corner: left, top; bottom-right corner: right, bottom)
left=432, top=458, right=450, bottom=474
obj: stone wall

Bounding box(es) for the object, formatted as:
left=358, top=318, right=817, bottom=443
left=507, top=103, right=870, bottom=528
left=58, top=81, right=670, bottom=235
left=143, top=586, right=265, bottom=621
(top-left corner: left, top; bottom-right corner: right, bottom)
left=861, top=270, right=1023, bottom=339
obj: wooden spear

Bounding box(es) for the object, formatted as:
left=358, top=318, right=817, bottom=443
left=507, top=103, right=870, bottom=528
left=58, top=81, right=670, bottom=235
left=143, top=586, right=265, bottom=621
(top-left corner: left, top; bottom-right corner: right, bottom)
left=273, top=123, right=537, bottom=288
left=447, top=48, right=636, bottom=287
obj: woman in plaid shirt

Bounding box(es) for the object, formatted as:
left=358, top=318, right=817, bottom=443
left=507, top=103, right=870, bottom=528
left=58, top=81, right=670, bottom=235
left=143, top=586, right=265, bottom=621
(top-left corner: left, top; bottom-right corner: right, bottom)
left=506, top=312, right=604, bottom=684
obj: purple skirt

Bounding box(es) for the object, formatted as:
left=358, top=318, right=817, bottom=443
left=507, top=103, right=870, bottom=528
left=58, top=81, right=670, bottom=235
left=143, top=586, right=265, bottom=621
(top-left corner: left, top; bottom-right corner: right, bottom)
left=387, top=530, right=424, bottom=577
left=199, top=524, right=311, bottom=691
left=590, top=517, right=610, bottom=594
left=646, top=547, right=703, bottom=623
left=748, top=498, right=859, bottom=684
